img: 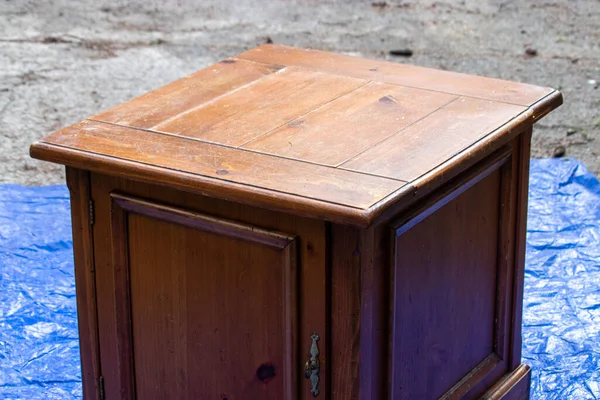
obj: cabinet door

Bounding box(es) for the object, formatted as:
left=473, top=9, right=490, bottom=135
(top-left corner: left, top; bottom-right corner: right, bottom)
left=90, top=183, right=326, bottom=400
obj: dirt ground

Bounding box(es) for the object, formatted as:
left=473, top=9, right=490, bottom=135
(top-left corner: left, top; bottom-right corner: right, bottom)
left=1, top=0, right=599, bottom=185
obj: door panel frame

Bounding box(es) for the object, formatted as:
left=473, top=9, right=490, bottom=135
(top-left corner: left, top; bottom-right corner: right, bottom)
left=109, top=192, right=299, bottom=399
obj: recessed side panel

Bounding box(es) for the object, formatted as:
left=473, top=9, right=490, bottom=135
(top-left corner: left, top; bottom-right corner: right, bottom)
left=109, top=194, right=298, bottom=400
left=390, top=168, right=502, bottom=399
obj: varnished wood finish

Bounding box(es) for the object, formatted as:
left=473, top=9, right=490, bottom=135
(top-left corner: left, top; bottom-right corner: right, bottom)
left=31, top=45, right=562, bottom=226
left=510, top=128, right=533, bottom=370
left=391, top=167, right=502, bottom=399
left=31, top=45, right=563, bottom=400
left=238, top=45, right=555, bottom=107
left=108, top=192, right=136, bottom=399
left=440, top=354, right=502, bottom=400
left=65, top=168, right=101, bottom=400
left=481, top=364, right=532, bottom=400
left=467, top=141, right=521, bottom=396
left=330, top=225, right=361, bottom=400
left=358, top=225, right=389, bottom=400
left=342, top=97, right=525, bottom=180
left=391, top=148, right=510, bottom=237
left=108, top=194, right=299, bottom=399
left=92, top=58, right=283, bottom=128
left=91, top=174, right=327, bottom=400
left=30, top=141, right=387, bottom=226
left=33, top=120, right=402, bottom=221
left=152, top=67, right=365, bottom=146
left=111, top=193, right=295, bottom=248
left=243, top=82, right=456, bottom=166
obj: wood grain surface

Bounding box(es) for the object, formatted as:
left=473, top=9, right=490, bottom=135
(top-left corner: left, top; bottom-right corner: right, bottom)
left=31, top=44, right=562, bottom=225
left=90, top=174, right=328, bottom=400
left=341, top=97, right=526, bottom=180
left=152, top=67, right=366, bottom=146
left=65, top=168, right=101, bottom=400
left=92, top=58, right=283, bottom=129
left=37, top=120, right=402, bottom=210
left=390, top=169, right=500, bottom=399
left=243, top=81, right=456, bottom=165
left=238, top=44, right=555, bottom=107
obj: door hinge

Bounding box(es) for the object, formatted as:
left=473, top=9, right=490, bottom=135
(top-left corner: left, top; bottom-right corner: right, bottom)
left=98, top=376, right=105, bottom=400
left=89, top=199, right=95, bottom=226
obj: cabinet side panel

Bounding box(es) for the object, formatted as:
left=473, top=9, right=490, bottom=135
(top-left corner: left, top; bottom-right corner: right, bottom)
left=65, top=167, right=100, bottom=400
left=391, top=169, right=501, bottom=399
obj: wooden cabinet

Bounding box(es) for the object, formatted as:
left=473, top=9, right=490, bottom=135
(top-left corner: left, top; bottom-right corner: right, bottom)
left=31, top=45, right=561, bottom=399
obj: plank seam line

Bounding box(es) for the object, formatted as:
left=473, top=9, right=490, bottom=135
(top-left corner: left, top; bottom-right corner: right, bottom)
left=236, top=79, right=371, bottom=148
left=85, top=118, right=407, bottom=183
left=36, top=141, right=397, bottom=212
left=235, top=56, right=549, bottom=108
left=337, top=96, right=461, bottom=167
left=147, top=65, right=289, bottom=130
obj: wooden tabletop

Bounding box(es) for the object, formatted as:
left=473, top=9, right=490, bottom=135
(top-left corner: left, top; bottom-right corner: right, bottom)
left=30, top=44, right=562, bottom=226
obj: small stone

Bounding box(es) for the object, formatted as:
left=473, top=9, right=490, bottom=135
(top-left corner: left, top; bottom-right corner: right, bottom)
left=553, top=146, right=566, bottom=158
left=525, top=47, right=538, bottom=56
left=265, top=37, right=273, bottom=44
left=148, top=38, right=166, bottom=46
left=566, top=128, right=578, bottom=136
left=389, top=49, right=413, bottom=57
left=42, top=36, right=67, bottom=44
left=588, top=79, right=598, bottom=89
left=372, top=2, right=388, bottom=8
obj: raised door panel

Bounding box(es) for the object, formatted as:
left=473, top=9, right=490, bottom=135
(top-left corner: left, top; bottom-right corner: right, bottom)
left=98, top=192, right=302, bottom=400
left=390, top=153, right=516, bottom=399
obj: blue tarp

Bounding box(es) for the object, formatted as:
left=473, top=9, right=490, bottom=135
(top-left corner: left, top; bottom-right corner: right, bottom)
left=524, top=159, right=600, bottom=398
left=1, top=158, right=599, bottom=399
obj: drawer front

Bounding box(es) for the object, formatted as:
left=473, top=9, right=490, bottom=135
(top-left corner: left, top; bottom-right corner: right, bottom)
left=90, top=175, right=327, bottom=400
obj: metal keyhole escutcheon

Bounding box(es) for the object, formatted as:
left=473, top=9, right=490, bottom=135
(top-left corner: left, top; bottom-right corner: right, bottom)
left=304, top=332, right=320, bottom=397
